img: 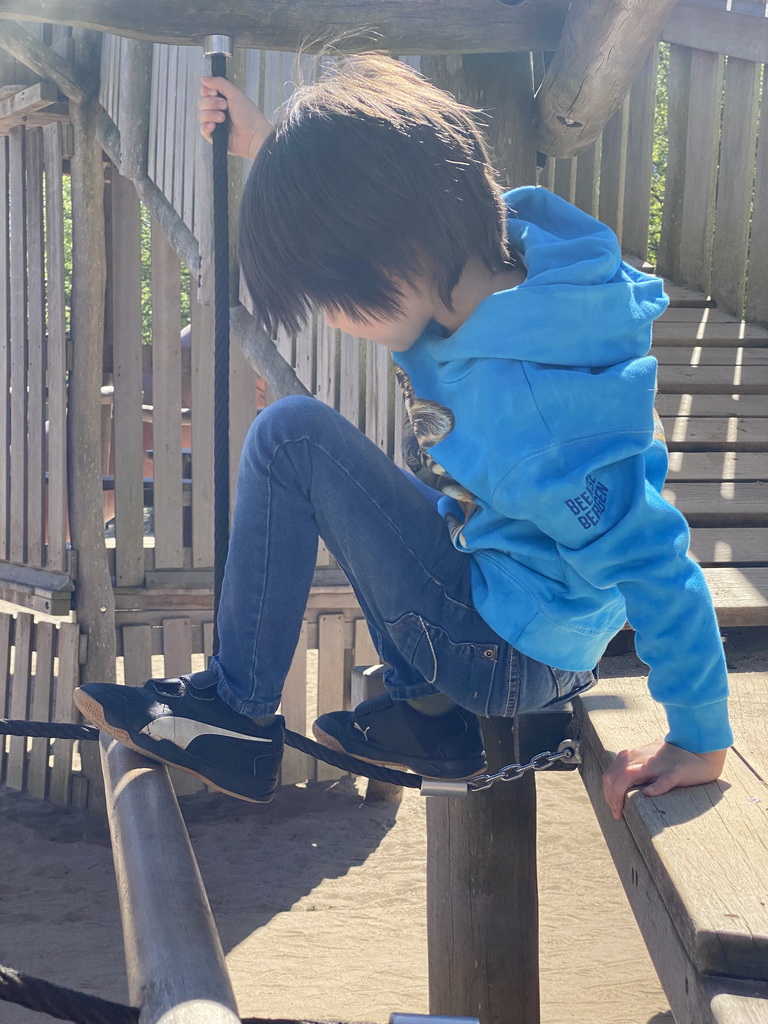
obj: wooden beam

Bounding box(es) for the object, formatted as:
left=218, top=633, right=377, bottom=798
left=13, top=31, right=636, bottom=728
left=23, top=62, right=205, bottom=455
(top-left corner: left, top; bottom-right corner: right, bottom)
left=98, top=734, right=242, bottom=1023
left=230, top=303, right=311, bottom=401
left=0, top=20, right=95, bottom=103
left=0, top=0, right=568, bottom=53
left=662, top=3, right=768, bottom=64
left=535, top=0, right=680, bottom=159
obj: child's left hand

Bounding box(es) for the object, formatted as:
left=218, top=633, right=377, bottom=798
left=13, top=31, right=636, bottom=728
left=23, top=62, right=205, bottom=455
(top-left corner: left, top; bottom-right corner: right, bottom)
left=602, top=740, right=728, bottom=820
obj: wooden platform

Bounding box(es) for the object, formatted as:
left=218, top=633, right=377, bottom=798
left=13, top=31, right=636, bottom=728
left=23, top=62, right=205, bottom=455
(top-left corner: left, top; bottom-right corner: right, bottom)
left=629, top=259, right=768, bottom=628
left=574, top=647, right=768, bottom=1023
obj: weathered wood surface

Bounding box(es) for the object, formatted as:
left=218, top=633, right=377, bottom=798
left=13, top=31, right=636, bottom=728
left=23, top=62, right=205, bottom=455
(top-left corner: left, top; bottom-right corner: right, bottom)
left=0, top=0, right=569, bottom=52
left=0, top=19, right=95, bottom=102
left=427, top=719, right=539, bottom=1024
left=575, top=652, right=768, bottom=986
left=534, top=0, right=680, bottom=159
left=576, top=662, right=768, bottom=1024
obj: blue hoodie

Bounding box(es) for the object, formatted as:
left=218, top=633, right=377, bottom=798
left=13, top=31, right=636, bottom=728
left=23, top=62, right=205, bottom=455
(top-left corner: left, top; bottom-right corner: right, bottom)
left=393, top=186, right=731, bottom=754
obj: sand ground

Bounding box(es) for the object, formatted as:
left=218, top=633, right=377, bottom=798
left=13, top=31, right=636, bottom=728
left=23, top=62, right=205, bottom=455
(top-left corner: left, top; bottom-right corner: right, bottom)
left=0, top=765, right=674, bottom=1024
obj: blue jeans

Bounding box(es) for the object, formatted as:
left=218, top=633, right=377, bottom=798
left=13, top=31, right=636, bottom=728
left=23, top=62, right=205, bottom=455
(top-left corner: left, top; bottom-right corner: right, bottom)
left=210, top=396, right=595, bottom=718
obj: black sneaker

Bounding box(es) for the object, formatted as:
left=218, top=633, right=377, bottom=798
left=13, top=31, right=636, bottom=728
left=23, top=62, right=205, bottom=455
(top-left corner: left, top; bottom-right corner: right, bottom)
left=312, top=692, right=486, bottom=780
left=73, top=672, right=284, bottom=803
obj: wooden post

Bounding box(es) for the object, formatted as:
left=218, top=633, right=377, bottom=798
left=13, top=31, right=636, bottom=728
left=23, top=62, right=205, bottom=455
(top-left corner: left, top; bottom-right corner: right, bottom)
left=99, top=733, right=241, bottom=1024
left=68, top=29, right=115, bottom=833
left=426, top=718, right=539, bottom=1024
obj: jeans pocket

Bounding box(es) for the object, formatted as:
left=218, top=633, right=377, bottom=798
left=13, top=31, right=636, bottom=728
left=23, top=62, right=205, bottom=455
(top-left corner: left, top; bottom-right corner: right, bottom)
left=546, top=666, right=598, bottom=706
left=385, top=611, right=500, bottom=707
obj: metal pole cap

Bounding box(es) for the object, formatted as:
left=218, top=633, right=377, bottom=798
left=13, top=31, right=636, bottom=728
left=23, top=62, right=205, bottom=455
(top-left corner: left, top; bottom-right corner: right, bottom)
left=204, top=35, right=233, bottom=57
left=391, top=1016, right=480, bottom=1024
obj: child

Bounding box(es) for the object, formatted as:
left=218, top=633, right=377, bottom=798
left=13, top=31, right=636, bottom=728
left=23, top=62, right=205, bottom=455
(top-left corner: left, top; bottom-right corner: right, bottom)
left=75, top=56, right=730, bottom=820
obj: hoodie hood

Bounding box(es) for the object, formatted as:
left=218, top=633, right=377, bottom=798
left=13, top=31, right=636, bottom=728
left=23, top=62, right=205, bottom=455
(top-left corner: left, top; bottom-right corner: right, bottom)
left=422, top=186, right=668, bottom=367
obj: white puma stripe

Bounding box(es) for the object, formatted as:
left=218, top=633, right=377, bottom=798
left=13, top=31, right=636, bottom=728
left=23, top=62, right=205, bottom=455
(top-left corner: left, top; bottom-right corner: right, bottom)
left=140, top=717, right=273, bottom=750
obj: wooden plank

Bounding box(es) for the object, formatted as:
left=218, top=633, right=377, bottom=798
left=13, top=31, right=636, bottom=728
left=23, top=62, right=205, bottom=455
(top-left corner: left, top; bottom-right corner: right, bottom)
left=657, top=394, right=767, bottom=420
left=27, top=620, right=54, bottom=799
left=278, top=620, right=310, bottom=786
left=182, top=46, right=198, bottom=229
left=8, top=126, right=27, bottom=564
left=190, top=297, right=214, bottom=567
left=577, top=712, right=768, bottom=1024
left=111, top=171, right=146, bottom=586
left=710, top=58, right=761, bottom=317
left=338, top=331, right=363, bottom=429
left=6, top=613, right=32, bottom=790
left=653, top=322, right=768, bottom=346
left=622, top=47, right=658, bottom=260
left=229, top=325, right=258, bottom=521
left=147, top=43, right=159, bottom=186
left=316, top=318, right=339, bottom=409
left=655, top=346, right=768, bottom=367
left=689, top=528, right=768, bottom=567
left=657, top=307, right=761, bottom=324
left=122, top=623, right=153, bottom=685
left=662, top=2, right=768, bottom=64
left=151, top=219, right=184, bottom=567
left=661, top=415, right=768, bottom=451
left=662, top=481, right=768, bottom=525
left=666, top=451, right=768, bottom=482
left=702, top=566, right=768, bottom=625
left=43, top=123, right=68, bottom=571
left=365, top=339, right=393, bottom=456
left=0, top=614, right=11, bottom=782
left=576, top=657, right=768, bottom=982
left=745, top=63, right=768, bottom=328
left=657, top=364, right=768, bottom=394
left=315, top=612, right=347, bottom=781
left=25, top=128, right=45, bottom=567
left=573, top=138, right=601, bottom=218
left=162, top=616, right=203, bottom=794
left=294, top=314, right=316, bottom=395
left=0, top=136, right=8, bottom=562
left=0, top=81, right=59, bottom=132
left=353, top=617, right=378, bottom=670
left=552, top=156, right=575, bottom=204
left=728, top=668, right=768, bottom=804
left=49, top=621, right=79, bottom=806
left=657, top=45, right=692, bottom=283
left=172, top=44, right=188, bottom=217
left=677, top=49, right=723, bottom=295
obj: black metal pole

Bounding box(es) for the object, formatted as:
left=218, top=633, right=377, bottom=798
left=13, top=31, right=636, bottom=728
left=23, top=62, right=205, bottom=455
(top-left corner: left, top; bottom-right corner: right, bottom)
left=204, top=35, right=232, bottom=655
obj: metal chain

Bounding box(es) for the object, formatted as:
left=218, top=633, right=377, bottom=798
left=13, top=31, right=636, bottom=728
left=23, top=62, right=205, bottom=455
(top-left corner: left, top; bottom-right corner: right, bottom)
left=466, top=740, right=581, bottom=792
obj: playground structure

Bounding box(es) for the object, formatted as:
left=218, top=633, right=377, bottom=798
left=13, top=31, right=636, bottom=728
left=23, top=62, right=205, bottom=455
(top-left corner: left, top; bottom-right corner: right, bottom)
left=0, top=1, right=767, bottom=1022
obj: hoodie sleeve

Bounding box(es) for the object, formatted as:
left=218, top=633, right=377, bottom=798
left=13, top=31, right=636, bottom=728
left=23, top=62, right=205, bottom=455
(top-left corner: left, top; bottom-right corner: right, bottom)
left=492, top=452, right=732, bottom=753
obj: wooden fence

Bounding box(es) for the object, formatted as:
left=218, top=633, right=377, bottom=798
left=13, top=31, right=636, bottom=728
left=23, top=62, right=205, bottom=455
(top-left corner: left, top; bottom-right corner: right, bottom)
left=0, top=0, right=766, bottom=805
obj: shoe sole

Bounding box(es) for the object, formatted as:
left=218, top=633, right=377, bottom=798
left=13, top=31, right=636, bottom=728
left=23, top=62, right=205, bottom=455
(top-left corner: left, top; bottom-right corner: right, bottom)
left=312, top=723, right=486, bottom=782
left=73, top=690, right=274, bottom=804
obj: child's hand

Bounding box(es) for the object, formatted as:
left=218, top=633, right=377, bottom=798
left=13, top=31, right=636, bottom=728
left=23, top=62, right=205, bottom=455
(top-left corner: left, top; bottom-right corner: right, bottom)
left=199, top=76, right=273, bottom=160
left=602, top=740, right=727, bottom=820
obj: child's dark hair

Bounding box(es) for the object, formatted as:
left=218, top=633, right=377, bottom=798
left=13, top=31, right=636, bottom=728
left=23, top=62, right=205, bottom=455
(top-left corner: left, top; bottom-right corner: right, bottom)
left=238, top=54, right=511, bottom=337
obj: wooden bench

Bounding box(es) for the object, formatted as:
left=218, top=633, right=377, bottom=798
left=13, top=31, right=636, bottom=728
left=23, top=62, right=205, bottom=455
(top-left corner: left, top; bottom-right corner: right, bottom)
left=574, top=648, right=768, bottom=1023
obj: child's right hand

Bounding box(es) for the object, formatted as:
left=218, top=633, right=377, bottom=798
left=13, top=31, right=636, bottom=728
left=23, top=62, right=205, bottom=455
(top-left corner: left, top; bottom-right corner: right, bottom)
left=199, top=76, right=273, bottom=160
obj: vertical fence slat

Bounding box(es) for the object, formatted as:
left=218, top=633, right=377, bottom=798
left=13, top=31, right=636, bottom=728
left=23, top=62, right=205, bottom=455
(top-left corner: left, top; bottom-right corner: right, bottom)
left=9, top=126, right=27, bottom=564
left=151, top=219, right=184, bottom=568
left=0, top=137, right=9, bottom=562
left=338, top=332, right=363, bottom=430
left=573, top=137, right=601, bottom=219
left=598, top=97, right=629, bottom=242
left=229, top=330, right=258, bottom=520
left=43, top=123, right=68, bottom=571
left=315, top=612, right=347, bottom=782
left=27, top=620, right=55, bottom=799
left=279, top=620, right=310, bottom=785
left=353, top=617, right=378, bottom=669
left=710, top=56, right=761, bottom=316
left=6, top=613, right=33, bottom=790
left=154, top=45, right=169, bottom=192
left=190, top=296, right=214, bottom=567
left=183, top=47, right=199, bottom=230
left=294, top=316, right=316, bottom=394
left=316, top=319, right=339, bottom=409
left=658, top=44, right=693, bottom=282
left=552, top=157, right=575, bottom=204
left=162, top=617, right=203, bottom=794
left=122, top=623, right=153, bottom=685
left=173, top=46, right=187, bottom=217
left=365, top=340, right=393, bottom=456
left=163, top=45, right=178, bottom=202
left=112, top=170, right=146, bottom=585
left=745, top=65, right=768, bottom=327
left=148, top=44, right=159, bottom=186
left=678, top=49, right=725, bottom=293
left=0, top=615, right=12, bottom=781
left=49, top=622, right=79, bottom=806
left=25, top=128, right=45, bottom=566
left=622, top=47, right=659, bottom=261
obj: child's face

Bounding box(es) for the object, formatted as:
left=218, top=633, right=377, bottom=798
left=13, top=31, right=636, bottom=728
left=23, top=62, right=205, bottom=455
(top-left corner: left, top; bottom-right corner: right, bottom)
left=322, top=279, right=438, bottom=352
